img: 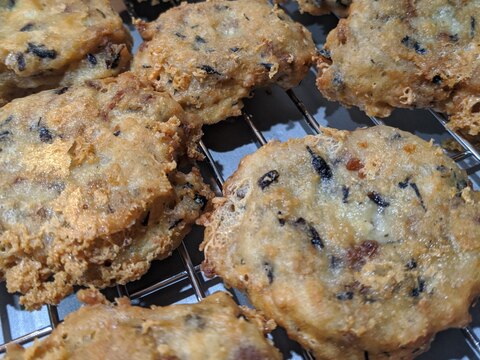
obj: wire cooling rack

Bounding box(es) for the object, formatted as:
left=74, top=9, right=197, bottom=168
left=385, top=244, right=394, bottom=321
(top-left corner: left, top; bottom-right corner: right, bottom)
left=1, top=1, right=479, bottom=359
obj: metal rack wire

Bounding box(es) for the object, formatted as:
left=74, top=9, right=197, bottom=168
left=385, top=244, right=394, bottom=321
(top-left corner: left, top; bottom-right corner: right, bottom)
left=0, top=1, right=479, bottom=358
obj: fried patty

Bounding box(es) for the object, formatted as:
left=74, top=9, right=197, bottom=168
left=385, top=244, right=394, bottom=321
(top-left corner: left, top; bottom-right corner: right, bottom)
left=0, top=0, right=132, bottom=106
left=4, top=290, right=281, bottom=360
left=316, top=0, right=480, bottom=140
left=201, top=125, right=480, bottom=359
left=0, top=73, right=212, bottom=309
left=132, top=0, right=316, bottom=124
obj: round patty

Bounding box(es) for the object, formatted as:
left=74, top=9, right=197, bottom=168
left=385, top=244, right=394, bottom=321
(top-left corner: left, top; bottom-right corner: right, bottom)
left=201, top=125, right=480, bottom=359
left=5, top=291, right=281, bottom=360
left=0, top=0, right=132, bottom=105
left=0, top=72, right=212, bottom=309
left=132, top=0, right=315, bottom=124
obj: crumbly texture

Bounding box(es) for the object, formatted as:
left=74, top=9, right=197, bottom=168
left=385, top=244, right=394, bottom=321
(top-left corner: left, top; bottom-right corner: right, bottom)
left=0, top=73, right=212, bottom=310
left=132, top=0, right=315, bottom=124
left=201, top=125, right=480, bottom=360
left=4, top=291, right=281, bottom=360
left=292, top=0, right=351, bottom=17
left=0, top=0, right=132, bottom=105
left=316, top=0, right=480, bottom=139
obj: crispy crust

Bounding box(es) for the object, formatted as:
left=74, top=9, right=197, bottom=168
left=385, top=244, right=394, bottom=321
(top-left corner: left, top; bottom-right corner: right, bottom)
left=132, top=0, right=315, bottom=124
left=292, top=0, right=351, bottom=17
left=315, top=0, right=480, bottom=140
left=0, top=73, right=212, bottom=309
left=4, top=291, right=281, bottom=360
left=201, top=126, right=480, bottom=359
left=0, top=0, right=132, bottom=105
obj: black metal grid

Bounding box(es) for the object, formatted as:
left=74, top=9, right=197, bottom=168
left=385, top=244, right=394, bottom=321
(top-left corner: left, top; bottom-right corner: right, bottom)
left=0, top=1, right=479, bottom=359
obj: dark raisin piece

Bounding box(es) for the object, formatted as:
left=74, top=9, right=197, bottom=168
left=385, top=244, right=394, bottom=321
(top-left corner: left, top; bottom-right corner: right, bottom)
left=20, top=23, right=34, bottom=32
left=260, top=62, right=273, bottom=71
left=194, top=194, right=207, bottom=210
left=168, top=219, right=183, bottom=230
left=367, top=191, right=390, bottom=207
left=195, top=35, right=206, bottom=44
left=230, top=47, right=240, bottom=52
left=175, top=32, right=186, bottom=39
left=141, top=211, right=150, bottom=226
left=87, top=53, right=97, bottom=65
left=263, top=263, right=274, bottom=284
left=336, top=291, right=353, bottom=300
left=342, top=185, right=349, bottom=203
left=432, top=75, right=442, bottom=84
left=27, top=43, right=57, bottom=59
left=306, top=146, right=332, bottom=180
left=39, top=127, right=53, bottom=143
left=113, top=130, right=121, bottom=137
left=406, top=259, right=417, bottom=270
left=54, top=87, right=69, bottom=95
left=309, top=226, right=324, bottom=249
left=0, top=130, right=11, bottom=141
left=199, top=65, right=221, bottom=75
left=258, top=170, right=279, bottom=190
left=16, top=53, right=26, bottom=71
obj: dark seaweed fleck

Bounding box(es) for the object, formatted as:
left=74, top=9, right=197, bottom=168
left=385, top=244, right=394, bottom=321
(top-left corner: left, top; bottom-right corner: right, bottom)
left=306, top=146, right=332, bottom=180
left=398, top=177, right=410, bottom=188
left=367, top=191, right=390, bottom=207
left=330, top=255, right=340, bottom=269
left=401, top=36, right=427, bottom=55
left=390, top=132, right=402, bottom=140
left=185, top=314, right=206, bottom=329
left=113, top=130, right=121, bottom=137
left=199, top=65, right=222, bottom=75
left=411, top=277, right=425, bottom=297
left=319, top=48, right=331, bottom=59
left=175, top=32, right=186, bottom=39
left=342, top=185, right=349, bottom=203
left=243, top=13, right=250, bottom=21
left=87, top=53, right=97, bottom=65
left=214, top=4, right=230, bottom=10
left=406, top=259, right=417, bottom=270
left=432, top=75, right=442, bottom=84
left=96, top=8, right=106, bottom=18
left=195, top=35, right=207, bottom=44
left=141, top=211, right=150, bottom=226
left=409, top=182, right=426, bottom=210
left=332, top=72, right=344, bottom=88
left=16, top=53, right=25, bottom=71
left=20, top=23, right=34, bottom=32
left=309, top=225, right=324, bottom=249
left=1, top=115, right=13, bottom=127
left=27, top=43, right=57, bottom=59
left=336, top=291, right=353, bottom=300
left=142, top=64, right=152, bottom=68
left=169, top=218, right=183, bottom=230
left=260, top=62, right=273, bottom=71
left=436, top=165, right=448, bottom=173
left=54, top=87, right=69, bottom=95
left=258, top=170, right=279, bottom=190
left=278, top=218, right=286, bottom=226
left=194, top=193, right=207, bottom=210
left=5, top=0, right=14, bottom=8
left=0, top=130, right=11, bottom=141
left=230, top=47, right=240, bottom=52
left=364, top=351, right=370, bottom=360
left=471, top=17, right=476, bottom=38
left=39, top=127, right=53, bottom=143
left=449, top=34, right=459, bottom=42
left=264, top=263, right=274, bottom=284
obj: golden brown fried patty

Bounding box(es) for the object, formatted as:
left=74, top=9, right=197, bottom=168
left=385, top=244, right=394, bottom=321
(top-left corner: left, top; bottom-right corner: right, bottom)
left=0, top=73, right=212, bottom=310
left=4, top=291, right=281, bottom=360
left=201, top=126, right=480, bottom=359
left=316, top=0, right=480, bottom=139
left=0, top=0, right=132, bottom=105
left=132, top=0, right=315, bottom=124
